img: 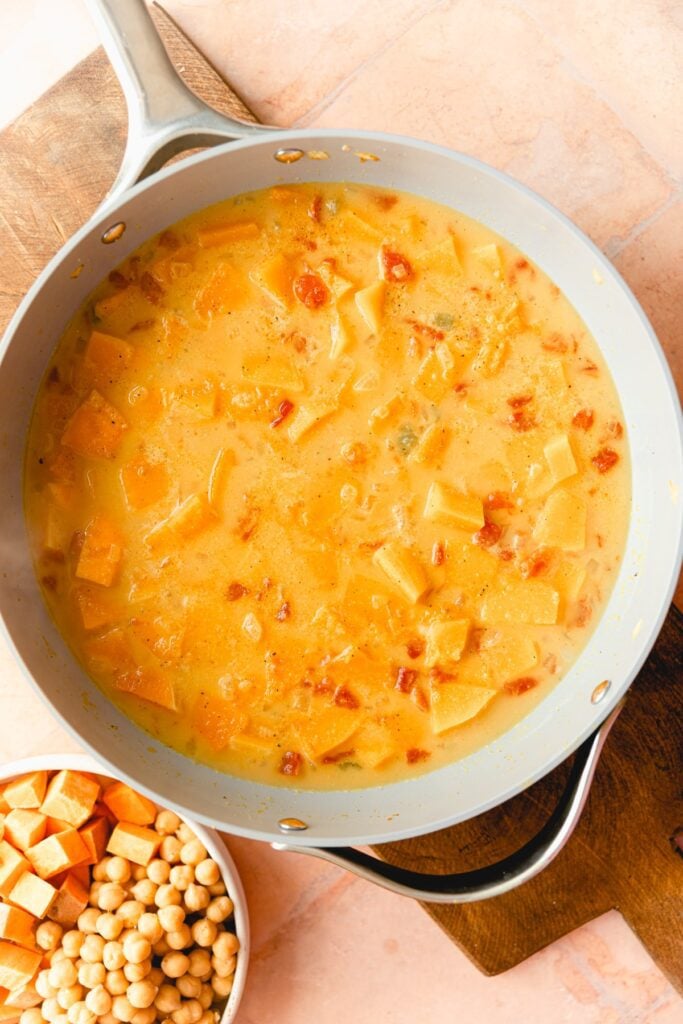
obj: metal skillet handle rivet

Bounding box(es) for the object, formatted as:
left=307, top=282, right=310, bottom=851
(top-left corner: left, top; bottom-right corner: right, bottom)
left=101, top=221, right=126, bottom=244
left=591, top=679, right=611, bottom=704
left=278, top=817, right=309, bottom=833
left=274, top=148, right=304, bottom=164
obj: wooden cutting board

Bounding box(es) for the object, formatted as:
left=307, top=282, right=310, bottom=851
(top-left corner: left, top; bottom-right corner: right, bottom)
left=0, top=19, right=680, bottom=990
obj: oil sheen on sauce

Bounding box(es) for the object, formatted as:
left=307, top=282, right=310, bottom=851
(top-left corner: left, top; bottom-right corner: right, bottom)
left=24, top=183, right=630, bottom=789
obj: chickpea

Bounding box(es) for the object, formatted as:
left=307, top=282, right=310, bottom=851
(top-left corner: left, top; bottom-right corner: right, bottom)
left=62, top=930, right=85, bottom=959
left=176, top=976, right=201, bottom=1000
left=154, top=986, right=181, bottom=1015
left=111, top=996, right=135, bottom=1023
left=122, top=934, right=151, bottom=966
left=210, top=956, right=236, bottom=979
left=131, top=879, right=158, bottom=907
left=49, top=959, right=78, bottom=990
left=131, top=1010, right=157, bottom=1024
left=78, top=962, right=106, bottom=990
left=131, top=866, right=147, bottom=882
left=20, top=1011, right=43, bottom=1024
left=155, top=884, right=181, bottom=910
left=168, top=866, right=193, bottom=893
left=179, top=841, right=206, bottom=868
left=117, top=901, right=145, bottom=927
left=172, top=1000, right=202, bottom=1024
left=98, top=883, right=128, bottom=912
left=210, top=975, right=233, bottom=1000
left=85, top=986, right=112, bottom=1017
left=165, top=925, right=191, bottom=951
left=92, top=859, right=111, bottom=882
left=155, top=811, right=181, bottom=836
left=77, top=909, right=101, bottom=935
left=123, top=960, right=151, bottom=984
left=65, top=1003, right=95, bottom=1024
left=105, top=970, right=129, bottom=997
left=36, top=970, right=57, bottom=1000
left=99, top=1015, right=119, bottom=1024
left=159, top=837, right=182, bottom=864
left=149, top=967, right=164, bottom=987
left=157, top=906, right=184, bottom=933
left=80, top=934, right=105, bottom=964
left=160, top=952, right=189, bottom=980
left=197, top=1013, right=217, bottom=1024
left=206, top=882, right=225, bottom=897
left=137, top=913, right=164, bottom=944
left=53, top=1014, right=69, bottom=1024
left=197, top=986, right=213, bottom=1011
left=50, top=948, right=68, bottom=965
left=146, top=859, right=170, bottom=886
left=97, top=912, right=124, bottom=941
left=175, top=824, right=195, bottom=845
left=152, top=937, right=170, bottom=957
left=212, top=932, right=239, bottom=960
left=42, top=998, right=60, bottom=1023
left=190, top=921, right=216, bottom=949
left=193, top=861, right=219, bottom=888
left=205, top=897, right=232, bottom=925
left=186, top=950, right=211, bottom=980
left=105, top=857, right=132, bottom=885
left=103, top=941, right=126, bottom=972
left=88, top=883, right=104, bottom=908
left=183, top=885, right=208, bottom=914
left=36, top=921, right=63, bottom=952
left=126, top=981, right=157, bottom=1010
left=57, top=985, right=84, bottom=1012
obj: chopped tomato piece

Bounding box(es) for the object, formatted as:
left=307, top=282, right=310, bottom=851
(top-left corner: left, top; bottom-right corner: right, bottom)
left=321, top=749, right=355, bottom=764
left=507, top=409, right=536, bottom=431
left=406, top=318, right=444, bottom=341
left=572, top=408, right=594, bottom=430
left=474, top=519, right=502, bottom=547
left=507, top=394, right=532, bottom=408
left=504, top=677, right=537, bottom=696
left=308, top=194, right=323, bottom=223
left=333, top=685, right=359, bottom=710
left=485, top=491, right=514, bottom=511
left=270, top=399, right=294, bottom=428
left=406, top=748, right=430, bottom=764
left=226, top=582, right=249, bottom=601
left=279, top=751, right=303, bottom=776
left=541, top=334, right=568, bottom=353
left=395, top=667, right=418, bottom=693
left=592, top=447, right=619, bottom=473
left=431, top=541, right=445, bottom=566
left=519, top=549, right=552, bottom=579
left=380, top=247, right=413, bottom=282
left=275, top=601, right=291, bottom=621
left=406, top=640, right=424, bottom=659
left=139, top=272, right=164, bottom=305
left=293, top=272, right=328, bottom=308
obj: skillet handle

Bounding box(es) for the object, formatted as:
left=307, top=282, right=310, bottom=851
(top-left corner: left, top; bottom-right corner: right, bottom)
left=84, top=0, right=273, bottom=207
left=272, top=702, right=624, bottom=904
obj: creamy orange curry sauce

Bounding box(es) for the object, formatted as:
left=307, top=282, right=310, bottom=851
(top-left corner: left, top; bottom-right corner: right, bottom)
left=25, top=182, right=630, bottom=788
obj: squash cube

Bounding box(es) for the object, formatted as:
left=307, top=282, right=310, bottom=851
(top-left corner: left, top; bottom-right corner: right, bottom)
left=424, top=482, right=484, bottom=531
left=120, top=457, right=169, bottom=511
left=295, top=707, right=359, bottom=760
left=47, top=872, right=89, bottom=927
left=415, top=235, right=462, bottom=275
left=106, top=823, right=161, bottom=866
left=544, top=434, right=578, bottom=484
left=61, top=390, right=127, bottom=460
left=197, top=221, right=259, bottom=247
left=102, top=783, right=156, bottom=826
left=372, top=542, right=429, bottom=604
left=40, top=771, right=100, bottom=829
left=75, top=517, right=123, bottom=588
left=3, top=774, right=47, bottom=811
left=287, top=402, right=335, bottom=442
left=480, top=580, right=559, bottom=625
left=250, top=254, right=294, bottom=309
left=84, top=331, right=134, bottom=376
left=329, top=314, right=354, bottom=360
left=4, top=983, right=41, bottom=1011
left=471, top=242, right=501, bottom=273
left=351, top=722, right=396, bottom=769
left=424, top=619, right=470, bottom=668
left=355, top=281, right=385, bottom=334
left=241, top=356, right=303, bottom=392
left=194, top=261, right=245, bottom=319
left=75, top=589, right=114, bottom=632
left=429, top=681, right=497, bottom=734
left=113, top=667, right=177, bottom=712
left=144, top=493, right=216, bottom=552
left=412, top=349, right=450, bottom=403
left=317, top=261, right=354, bottom=300
left=0, top=905, right=37, bottom=949
left=479, top=632, right=538, bottom=685
left=534, top=490, right=587, bottom=552
left=335, top=209, right=382, bottom=241
left=0, top=944, right=41, bottom=992
left=7, top=873, right=56, bottom=919
left=78, top=817, right=110, bottom=866
left=0, top=1008, right=20, bottom=1024
left=448, top=541, right=499, bottom=596
left=0, top=843, right=29, bottom=899
left=3, top=811, right=46, bottom=853
left=410, top=423, right=449, bottom=465
left=26, top=830, right=89, bottom=880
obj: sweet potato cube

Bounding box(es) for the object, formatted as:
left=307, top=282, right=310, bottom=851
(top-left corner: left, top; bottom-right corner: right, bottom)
left=355, top=281, right=385, bottom=334
left=120, top=457, right=169, bottom=511
left=4, top=775, right=47, bottom=811
left=410, top=423, right=449, bottom=465
left=415, top=235, right=462, bottom=275
left=329, top=314, right=354, bottom=360
left=480, top=580, right=559, bottom=626
left=3, top=811, right=46, bottom=853
left=424, top=482, right=485, bottom=531
left=144, top=494, right=216, bottom=552
left=250, top=253, right=294, bottom=309
left=78, top=818, right=109, bottom=866
left=47, top=872, right=89, bottom=927
left=113, top=667, right=177, bottom=712
left=351, top=722, right=396, bottom=769
left=424, top=619, right=470, bottom=668
left=372, top=542, right=429, bottom=604
left=26, top=830, right=89, bottom=880
left=75, top=589, right=114, bottom=632
left=0, top=789, right=9, bottom=815
left=544, top=434, right=578, bottom=485
left=287, top=402, right=335, bottom=443
left=336, top=209, right=382, bottom=241
left=0, top=1008, right=20, bottom=1024
left=106, top=823, right=161, bottom=866
left=0, top=945, right=41, bottom=991
left=533, top=490, right=587, bottom=552
left=0, top=905, right=37, bottom=949
left=241, top=356, right=303, bottom=392
left=75, top=517, right=124, bottom=587
left=7, top=873, right=56, bottom=919
left=0, top=844, right=29, bottom=899
left=197, top=221, right=259, bottom=247
left=102, top=783, right=156, bottom=826
left=472, top=242, right=501, bottom=272
left=4, top=982, right=41, bottom=1010
left=194, top=261, right=246, bottom=319
left=40, top=771, right=100, bottom=830
left=317, top=261, right=354, bottom=300
left=84, top=331, right=134, bottom=375
left=44, top=818, right=70, bottom=837
left=61, top=390, right=127, bottom=459
left=295, top=708, right=359, bottom=761
left=430, top=681, right=497, bottom=734
left=479, top=632, right=538, bottom=685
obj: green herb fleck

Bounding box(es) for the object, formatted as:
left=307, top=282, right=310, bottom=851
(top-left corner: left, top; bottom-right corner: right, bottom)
left=397, top=423, right=418, bottom=455
left=434, top=312, right=455, bottom=330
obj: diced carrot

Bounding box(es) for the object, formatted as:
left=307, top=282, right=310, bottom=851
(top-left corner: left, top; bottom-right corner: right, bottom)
left=47, top=872, right=89, bottom=927
left=3, top=810, right=46, bottom=852
left=26, top=830, right=89, bottom=880
left=61, top=390, right=127, bottom=459
left=0, top=905, right=37, bottom=949
left=75, top=517, right=124, bottom=588
left=0, top=843, right=30, bottom=898
left=40, top=771, right=100, bottom=829
left=7, top=873, right=57, bottom=919
left=102, top=783, right=156, bottom=826
left=4, top=774, right=47, bottom=811
left=0, top=944, right=41, bottom=991
left=78, top=817, right=109, bottom=866
left=113, top=668, right=177, bottom=712
left=106, top=823, right=161, bottom=866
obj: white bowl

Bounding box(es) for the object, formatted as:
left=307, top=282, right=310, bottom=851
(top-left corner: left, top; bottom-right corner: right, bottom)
left=0, top=753, right=250, bottom=1024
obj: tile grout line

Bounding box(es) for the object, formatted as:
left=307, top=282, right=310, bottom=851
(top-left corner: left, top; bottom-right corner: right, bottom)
left=508, top=0, right=681, bottom=187
left=603, top=188, right=682, bottom=260
left=292, top=0, right=448, bottom=128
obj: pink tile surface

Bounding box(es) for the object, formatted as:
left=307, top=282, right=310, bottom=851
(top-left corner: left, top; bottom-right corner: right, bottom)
left=1, top=0, right=682, bottom=1021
